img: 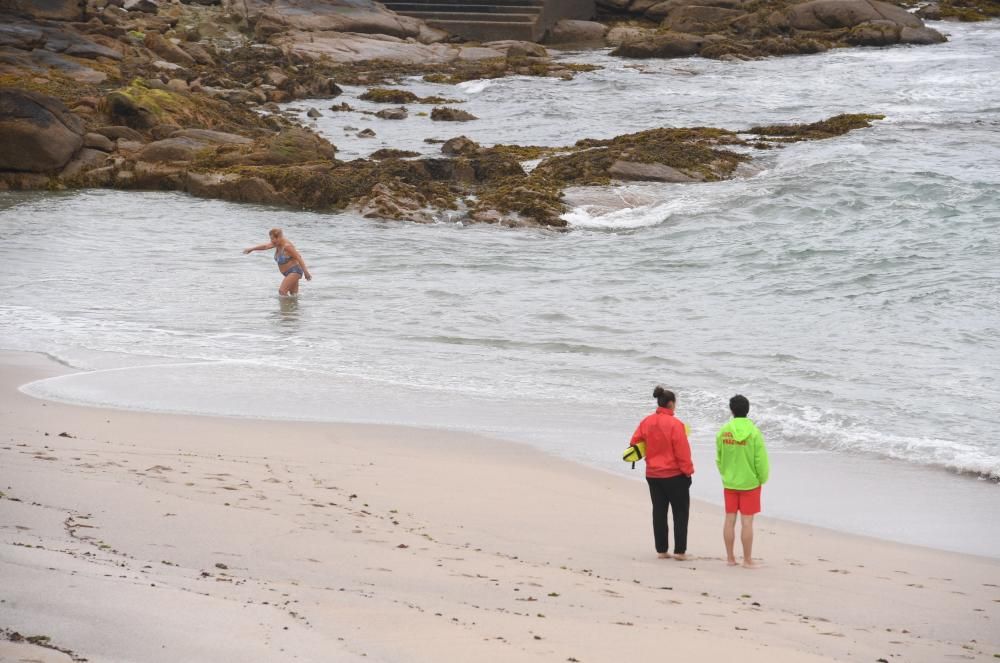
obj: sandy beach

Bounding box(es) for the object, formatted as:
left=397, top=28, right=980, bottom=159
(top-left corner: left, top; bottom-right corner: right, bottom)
left=1, top=350, right=997, bottom=663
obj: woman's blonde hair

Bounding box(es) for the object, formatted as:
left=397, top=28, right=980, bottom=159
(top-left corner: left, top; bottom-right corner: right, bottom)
left=269, top=228, right=283, bottom=239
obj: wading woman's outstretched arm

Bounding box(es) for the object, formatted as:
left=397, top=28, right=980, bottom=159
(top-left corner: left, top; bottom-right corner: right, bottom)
left=243, top=240, right=274, bottom=254
left=244, top=228, right=312, bottom=296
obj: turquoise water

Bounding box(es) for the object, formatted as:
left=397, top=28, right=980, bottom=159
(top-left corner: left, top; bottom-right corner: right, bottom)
left=1, top=21, right=998, bottom=554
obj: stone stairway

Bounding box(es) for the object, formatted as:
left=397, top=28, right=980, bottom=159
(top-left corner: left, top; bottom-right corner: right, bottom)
left=383, top=0, right=591, bottom=42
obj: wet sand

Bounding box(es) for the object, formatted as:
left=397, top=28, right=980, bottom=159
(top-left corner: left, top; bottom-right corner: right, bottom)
left=1, top=351, right=997, bottom=662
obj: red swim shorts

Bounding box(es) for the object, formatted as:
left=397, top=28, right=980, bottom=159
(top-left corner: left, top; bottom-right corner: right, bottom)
left=724, top=486, right=762, bottom=515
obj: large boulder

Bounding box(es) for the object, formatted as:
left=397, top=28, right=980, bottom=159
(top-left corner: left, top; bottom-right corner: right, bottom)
left=899, top=25, right=946, bottom=44
left=0, top=89, right=84, bottom=172
left=430, top=107, right=478, bottom=122
left=144, top=33, right=197, bottom=66
left=235, top=0, right=424, bottom=39
left=135, top=136, right=213, bottom=163
left=484, top=40, right=548, bottom=58
left=611, top=31, right=706, bottom=57
left=0, top=0, right=83, bottom=20
left=0, top=23, right=45, bottom=50
left=274, top=30, right=490, bottom=65
left=608, top=160, right=698, bottom=182
left=783, top=0, right=923, bottom=31
left=179, top=41, right=216, bottom=66
left=441, top=135, right=480, bottom=156
left=845, top=19, right=900, bottom=45
left=375, top=106, right=407, bottom=119
left=61, top=147, right=109, bottom=179
left=28, top=50, right=108, bottom=84
left=356, top=181, right=436, bottom=223
left=915, top=2, right=940, bottom=19
left=83, top=132, right=115, bottom=151
left=605, top=25, right=653, bottom=45
left=224, top=127, right=337, bottom=166
left=663, top=4, right=746, bottom=33
left=546, top=19, right=608, bottom=44
left=186, top=171, right=284, bottom=205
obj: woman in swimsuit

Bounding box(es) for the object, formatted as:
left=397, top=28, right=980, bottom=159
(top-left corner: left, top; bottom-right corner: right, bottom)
left=243, top=227, right=312, bottom=296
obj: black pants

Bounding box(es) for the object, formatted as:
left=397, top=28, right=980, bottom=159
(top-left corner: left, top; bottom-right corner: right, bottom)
left=646, top=475, right=691, bottom=554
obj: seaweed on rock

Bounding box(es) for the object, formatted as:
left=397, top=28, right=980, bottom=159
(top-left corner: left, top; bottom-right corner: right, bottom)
left=748, top=113, right=885, bottom=141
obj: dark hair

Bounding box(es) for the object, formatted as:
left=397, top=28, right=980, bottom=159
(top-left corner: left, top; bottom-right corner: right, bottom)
left=729, top=394, right=750, bottom=418
left=653, top=385, right=675, bottom=409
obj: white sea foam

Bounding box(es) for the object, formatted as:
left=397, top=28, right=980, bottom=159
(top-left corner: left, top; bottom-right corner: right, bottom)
left=456, top=79, right=494, bottom=94
left=562, top=188, right=716, bottom=230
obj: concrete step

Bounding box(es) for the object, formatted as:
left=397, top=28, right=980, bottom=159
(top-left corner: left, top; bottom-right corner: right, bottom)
left=397, top=9, right=540, bottom=21
left=384, top=2, right=543, bottom=13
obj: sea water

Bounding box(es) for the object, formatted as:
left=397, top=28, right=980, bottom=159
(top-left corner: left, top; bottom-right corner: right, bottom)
left=1, top=21, right=998, bottom=555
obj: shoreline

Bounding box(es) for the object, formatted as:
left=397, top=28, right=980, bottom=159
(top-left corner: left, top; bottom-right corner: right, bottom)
left=2, top=349, right=998, bottom=662
left=15, top=347, right=1000, bottom=558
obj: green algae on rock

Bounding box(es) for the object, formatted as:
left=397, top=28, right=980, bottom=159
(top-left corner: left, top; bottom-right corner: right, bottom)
left=102, top=79, right=271, bottom=135
left=359, top=88, right=462, bottom=105
left=606, top=0, right=946, bottom=60
left=370, top=148, right=421, bottom=160
left=430, top=107, right=478, bottom=122
left=535, top=127, right=749, bottom=186
left=937, top=0, right=1000, bottom=20
left=749, top=113, right=885, bottom=141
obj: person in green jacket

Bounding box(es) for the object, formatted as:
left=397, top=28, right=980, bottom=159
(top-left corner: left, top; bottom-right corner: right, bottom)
left=716, top=394, right=770, bottom=568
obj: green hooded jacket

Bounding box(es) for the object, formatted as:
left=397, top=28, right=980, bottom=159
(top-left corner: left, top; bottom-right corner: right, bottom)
left=715, top=418, right=769, bottom=491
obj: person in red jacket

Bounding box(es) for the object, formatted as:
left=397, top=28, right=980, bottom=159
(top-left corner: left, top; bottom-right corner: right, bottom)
left=630, top=385, right=695, bottom=560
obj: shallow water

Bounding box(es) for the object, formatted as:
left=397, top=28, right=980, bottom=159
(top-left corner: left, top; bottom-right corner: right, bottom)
left=2, top=21, right=999, bottom=555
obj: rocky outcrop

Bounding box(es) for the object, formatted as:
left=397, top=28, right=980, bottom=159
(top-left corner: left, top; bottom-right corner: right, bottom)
left=231, top=0, right=424, bottom=39
left=356, top=181, right=436, bottom=223
left=430, top=107, right=478, bottom=122
left=612, top=31, right=706, bottom=58
left=143, top=32, right=197, bottom=67
left=606, top=0, right=946, bottom=60
left=930, top=0, right=1000, bottom=21
left=0, top=0, right=83, bottom=20
left=663, top=4, right=745, bottom=33
left=783, top=0, right=922, bottom=30
left=185, top=171, right=284, bottom=205
left=136, top=136, right=216, bottom=163
left=441, top=135, right=480, bottom=156
left=608, top=160, right=699, bottom=182
left=546, top=19, right=609, bottom=44
left=273, top=30, right=500, bottom=65
left=0, top=89, right=85, bottom=172
left=374, top=106, right=408, bottom=119
left=0, top=0, right=901, bottom=230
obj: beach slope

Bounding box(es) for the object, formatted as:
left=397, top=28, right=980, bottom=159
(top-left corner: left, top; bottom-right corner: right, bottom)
left=0, top=351, right=997, bottom=662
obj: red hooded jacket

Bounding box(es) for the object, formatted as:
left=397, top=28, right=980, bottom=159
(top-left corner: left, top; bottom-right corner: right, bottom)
left=630, top=407, right=694, bottom=479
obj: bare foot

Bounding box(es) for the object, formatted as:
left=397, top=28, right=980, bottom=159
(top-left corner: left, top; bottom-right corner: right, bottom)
left=672, top=553, right=689, bottom=561
left=743, top=560, right=762, bottom=569
left=657, top=552, right=671, bottom=559
left=727, top=559, right=739, bottom=566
